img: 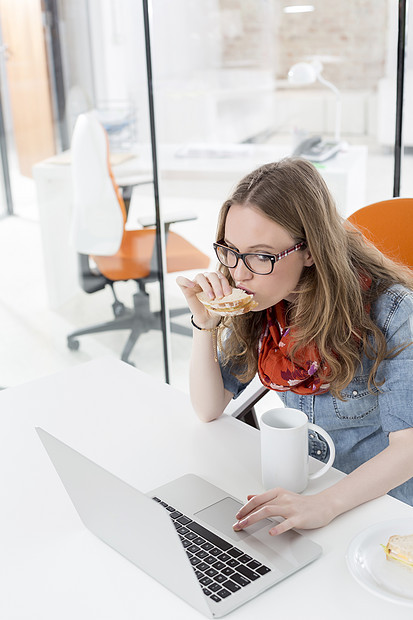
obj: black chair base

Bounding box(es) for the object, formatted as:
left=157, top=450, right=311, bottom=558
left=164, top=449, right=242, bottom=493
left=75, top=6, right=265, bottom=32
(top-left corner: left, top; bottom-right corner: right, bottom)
left=67, top=286, right=191, bottom=365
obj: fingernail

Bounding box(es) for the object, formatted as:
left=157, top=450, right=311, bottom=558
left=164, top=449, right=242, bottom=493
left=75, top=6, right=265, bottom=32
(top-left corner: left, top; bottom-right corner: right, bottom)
left=233, top=518, right=247, bottom=530
left=269, top=527, right=277, bottom=536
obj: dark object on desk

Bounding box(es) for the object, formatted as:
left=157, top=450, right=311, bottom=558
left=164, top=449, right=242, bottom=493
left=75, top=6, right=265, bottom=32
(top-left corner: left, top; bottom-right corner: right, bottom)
left=67, top=112, right=210, bottom=365
left=293, top=135, right=343, bottom=162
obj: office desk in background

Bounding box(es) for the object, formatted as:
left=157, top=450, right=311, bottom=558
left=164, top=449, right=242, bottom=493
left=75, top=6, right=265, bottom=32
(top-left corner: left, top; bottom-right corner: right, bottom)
left=1, top=357, right=411, bottom=620
left=33, top=144, right=367, bottom=309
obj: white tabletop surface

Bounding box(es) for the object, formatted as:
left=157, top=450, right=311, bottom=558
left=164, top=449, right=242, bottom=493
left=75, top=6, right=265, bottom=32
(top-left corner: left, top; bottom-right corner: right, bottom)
left=1, top=357, right=412, bottom=619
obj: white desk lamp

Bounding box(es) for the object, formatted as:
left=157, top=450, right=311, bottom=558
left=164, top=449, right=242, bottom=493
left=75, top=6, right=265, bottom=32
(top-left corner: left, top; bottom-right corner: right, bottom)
left=288, top=60, right=344, bottom=161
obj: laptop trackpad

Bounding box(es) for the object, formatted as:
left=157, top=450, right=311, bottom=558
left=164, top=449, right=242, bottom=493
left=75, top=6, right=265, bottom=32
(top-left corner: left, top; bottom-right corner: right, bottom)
left=195, top=497, right=271, bottom=542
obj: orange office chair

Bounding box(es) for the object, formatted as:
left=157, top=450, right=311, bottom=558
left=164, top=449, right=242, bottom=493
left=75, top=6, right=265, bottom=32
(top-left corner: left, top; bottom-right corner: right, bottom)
left=347, top=197, right=413, bottom=268
left=67, top=112, right=210, bottom=364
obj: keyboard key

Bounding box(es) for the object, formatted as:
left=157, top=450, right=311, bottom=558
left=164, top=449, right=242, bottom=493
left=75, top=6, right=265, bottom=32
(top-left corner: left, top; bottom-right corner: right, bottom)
left=196, top=550, right=208, bottom=559
left=193, top=537, right=205, bottom=546
left=222, top=567, right=234, bottom=577
left=177, top=526, right=189, bottom=535
left=203, top=588, right=212, bottom=596
left=205, top=556, right=217, bottom=565
left=187, top=522, right=232, bottom=551
left=209, top=547, right=222, bottom=557
left=197, top=562, right=210, bottom=572
left=190, top=557, right=202, bottom=566
left=231, top=573, right=250, bottom=587
left=218, top=553, right=231, bottom=562
left=205, top=567, right=218, bottom=577
left=209, top=582, right=221, bottom=593
left=236, top=564, right=259, bottom=581
left=177, top=516, right=192, bottom=525
left=181, top=539, right=192, bottom=548
left=213, top=574, right=227, bottom=584
left=187, top=544, right=200, bottom=554
left=152, top=497, right=161, bottom=502
left=212, top=561, right=226, bottom=571
left=223, top=580, right=241, bottom=593
left=169, top=511, right=182, bottom=519
left=210, top=594, right=221, bottom=603
left=217, top=588, right=231, bottom=599
left=200, top=576, right=213, bottom=586
left=228, top=547, right=243, bottom=558
left=165, top=505, right=175, bottom=512
left=201, top=542, right=214, bottom=551
left=256, top=565, right=271, bottom=575
left=185, top=532, right=197, bottom=541
left=247, top=560, right=261, bottom=570
left=238, top=553, right=253, bottom=564
left=227, top=558, right=240, bottom=568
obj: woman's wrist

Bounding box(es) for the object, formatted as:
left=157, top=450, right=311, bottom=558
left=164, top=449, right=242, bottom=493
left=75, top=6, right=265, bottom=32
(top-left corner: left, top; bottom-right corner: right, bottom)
left=190, top=315, right=222, bottom=363
left=191, top=314, right=221, bottom=331
left=318, top=481, right=353, bottom=523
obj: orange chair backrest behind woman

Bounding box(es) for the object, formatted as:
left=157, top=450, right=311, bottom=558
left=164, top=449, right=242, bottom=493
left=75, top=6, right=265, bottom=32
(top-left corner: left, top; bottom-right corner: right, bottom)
left=347, top=198, right=413, bottom=268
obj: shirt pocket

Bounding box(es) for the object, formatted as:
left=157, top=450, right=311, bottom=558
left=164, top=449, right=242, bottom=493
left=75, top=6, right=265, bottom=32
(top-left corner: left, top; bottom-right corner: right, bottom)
left=332, top=375, right=379, bottom=420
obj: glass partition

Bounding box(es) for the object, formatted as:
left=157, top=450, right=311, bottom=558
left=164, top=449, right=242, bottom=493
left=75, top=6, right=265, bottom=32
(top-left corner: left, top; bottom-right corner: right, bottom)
left=149, top=0, right=413, bottom=389
left=0, top=0, right=411, bottom=391
left=0, top=0, right=170, bottom=386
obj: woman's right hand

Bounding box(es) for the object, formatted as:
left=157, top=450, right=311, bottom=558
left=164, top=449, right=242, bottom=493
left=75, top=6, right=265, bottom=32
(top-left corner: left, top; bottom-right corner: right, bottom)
left=176, top=271, right=233, bottom=329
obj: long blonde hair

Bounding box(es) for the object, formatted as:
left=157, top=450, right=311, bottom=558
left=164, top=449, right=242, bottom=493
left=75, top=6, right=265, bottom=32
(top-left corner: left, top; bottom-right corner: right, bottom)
left=216, top=158, right=413, bottom=399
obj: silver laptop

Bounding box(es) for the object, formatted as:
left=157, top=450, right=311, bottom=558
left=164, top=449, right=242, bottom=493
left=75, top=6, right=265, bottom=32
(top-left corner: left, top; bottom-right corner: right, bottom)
left=36, top=427, right=321, bottom=618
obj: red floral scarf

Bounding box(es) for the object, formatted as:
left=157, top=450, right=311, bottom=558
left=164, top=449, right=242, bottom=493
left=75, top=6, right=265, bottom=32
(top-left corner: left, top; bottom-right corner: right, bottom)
left=258, top=302, right=331, bottom=395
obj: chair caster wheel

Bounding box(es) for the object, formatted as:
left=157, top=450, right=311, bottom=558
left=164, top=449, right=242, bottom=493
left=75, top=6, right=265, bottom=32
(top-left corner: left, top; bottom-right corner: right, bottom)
left=68, top=338, right=80, bottom=351
left=113, top=301, right=126, bottom=318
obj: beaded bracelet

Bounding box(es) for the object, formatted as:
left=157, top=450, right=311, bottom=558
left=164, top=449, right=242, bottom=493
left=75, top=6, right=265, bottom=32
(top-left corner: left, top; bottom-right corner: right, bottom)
left=190, top=315, right=222, bottom=362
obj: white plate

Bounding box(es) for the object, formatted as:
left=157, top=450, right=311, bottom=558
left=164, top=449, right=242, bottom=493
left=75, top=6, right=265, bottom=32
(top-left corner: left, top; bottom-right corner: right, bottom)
left=346, top=518, right=413, bottom=606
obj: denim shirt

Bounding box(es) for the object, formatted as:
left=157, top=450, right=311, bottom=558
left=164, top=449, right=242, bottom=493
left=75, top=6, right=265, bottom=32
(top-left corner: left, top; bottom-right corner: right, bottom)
left=221, top=284, right=413, bottom=505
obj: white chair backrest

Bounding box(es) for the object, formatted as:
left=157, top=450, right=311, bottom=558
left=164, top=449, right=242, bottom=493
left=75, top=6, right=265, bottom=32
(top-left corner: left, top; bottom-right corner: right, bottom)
left=71, top=112, right=124, bottom=256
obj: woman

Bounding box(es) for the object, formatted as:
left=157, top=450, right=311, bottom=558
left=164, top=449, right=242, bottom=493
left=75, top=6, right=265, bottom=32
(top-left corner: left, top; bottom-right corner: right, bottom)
left=177, top=158, right=413, bottom=536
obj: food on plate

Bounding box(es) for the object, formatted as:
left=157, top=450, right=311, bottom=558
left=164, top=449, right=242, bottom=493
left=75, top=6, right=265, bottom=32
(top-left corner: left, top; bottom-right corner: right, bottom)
left=383, top=534, right=413, bottom=569
left=196, top=287, right=258, bottom=316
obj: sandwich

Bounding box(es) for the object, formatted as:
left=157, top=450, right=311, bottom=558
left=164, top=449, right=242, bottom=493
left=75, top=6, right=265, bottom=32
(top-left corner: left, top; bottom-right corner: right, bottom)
left=383, top=534, right=413, bottom=569
left=196, top=287, right=258, bottom=317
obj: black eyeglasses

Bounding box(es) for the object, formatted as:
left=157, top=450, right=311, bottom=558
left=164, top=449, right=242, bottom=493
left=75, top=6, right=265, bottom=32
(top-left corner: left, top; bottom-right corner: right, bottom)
left=213, top=241, right=306, bottom=275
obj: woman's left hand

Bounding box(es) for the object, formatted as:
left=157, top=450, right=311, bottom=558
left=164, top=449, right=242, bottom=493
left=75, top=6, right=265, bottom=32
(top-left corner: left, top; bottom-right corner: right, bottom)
left=233, top=488, right=337, bottom=536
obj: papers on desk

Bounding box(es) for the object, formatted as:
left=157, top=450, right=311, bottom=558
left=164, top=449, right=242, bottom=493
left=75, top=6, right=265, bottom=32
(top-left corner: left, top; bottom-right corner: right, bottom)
left=175, top=143, right=253, bottom=159
left=47, top=150, right=137, bottom=166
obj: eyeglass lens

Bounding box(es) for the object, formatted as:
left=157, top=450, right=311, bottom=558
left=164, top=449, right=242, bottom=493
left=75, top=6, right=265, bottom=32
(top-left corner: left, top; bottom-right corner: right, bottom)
left=215, top=246, right=273, bottom=275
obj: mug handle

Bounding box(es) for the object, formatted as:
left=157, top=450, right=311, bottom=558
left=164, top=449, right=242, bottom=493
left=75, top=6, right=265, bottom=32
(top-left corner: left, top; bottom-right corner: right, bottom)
left=307, top=422, right=336, bottom=480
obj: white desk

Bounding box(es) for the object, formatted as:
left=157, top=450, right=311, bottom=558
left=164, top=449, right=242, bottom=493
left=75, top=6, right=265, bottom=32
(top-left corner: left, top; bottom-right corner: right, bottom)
left=1, top=357, right=411, bottom=619
left=33, top=144, right=367, bottom=309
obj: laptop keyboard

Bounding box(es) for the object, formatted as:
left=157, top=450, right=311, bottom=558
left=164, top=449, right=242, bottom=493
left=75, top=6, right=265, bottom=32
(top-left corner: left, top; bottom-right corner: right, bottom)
left=153, top=497, right=271, bottom=604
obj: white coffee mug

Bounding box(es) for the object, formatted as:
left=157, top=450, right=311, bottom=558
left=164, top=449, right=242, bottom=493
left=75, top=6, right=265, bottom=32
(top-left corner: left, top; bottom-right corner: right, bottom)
left=260, top=407, right=335, bottom=493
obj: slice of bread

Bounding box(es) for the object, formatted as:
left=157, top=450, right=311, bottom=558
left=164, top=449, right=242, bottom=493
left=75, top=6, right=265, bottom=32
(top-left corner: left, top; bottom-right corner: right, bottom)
left=384, top=534, right=413, bottom=568
left=197, top=288, right=253, bottom=307
left=196, top=287, right=258, bottom=316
